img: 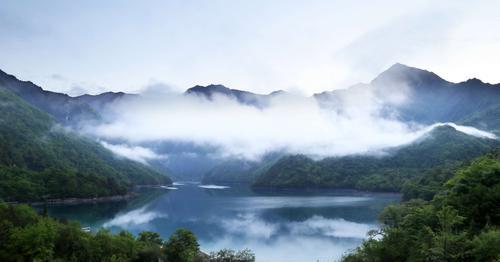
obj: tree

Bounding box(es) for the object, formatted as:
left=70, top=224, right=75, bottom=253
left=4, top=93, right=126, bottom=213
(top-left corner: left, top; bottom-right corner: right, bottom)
left=470, top=229, right=500, bottom=261
left=138, top=231, right=163, bottom=245
left=425, top=206, right=467, bottom=261
left=164, top=229, right=200, bottom=262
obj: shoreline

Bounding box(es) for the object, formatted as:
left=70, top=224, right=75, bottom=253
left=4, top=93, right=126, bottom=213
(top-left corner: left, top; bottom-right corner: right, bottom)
left=28, top=192, right=138, bottom=206
left=6, top=184, right=172, bottom=206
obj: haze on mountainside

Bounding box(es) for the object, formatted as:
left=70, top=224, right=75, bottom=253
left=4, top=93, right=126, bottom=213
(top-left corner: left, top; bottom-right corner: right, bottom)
left=80, top=64, right=498, bottom=162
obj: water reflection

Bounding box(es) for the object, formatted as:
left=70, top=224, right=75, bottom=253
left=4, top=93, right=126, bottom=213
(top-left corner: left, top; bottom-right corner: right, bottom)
left=103, top=206, right=168, bottom=227
left=47, top=184, right=400, bottom=262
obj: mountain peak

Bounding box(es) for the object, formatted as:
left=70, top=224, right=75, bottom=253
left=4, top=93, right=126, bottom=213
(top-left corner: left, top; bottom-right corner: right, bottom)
left=462, top=78, right=485, bottom=85
left=185, top=84, right=234, bottom=97
left=372, top=63, right=449, bottom=87
left=269, top=90, right=286, bottom=96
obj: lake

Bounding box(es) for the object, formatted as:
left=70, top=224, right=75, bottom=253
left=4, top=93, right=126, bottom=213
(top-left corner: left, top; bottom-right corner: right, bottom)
left=46, top=183, right=400, bottom=262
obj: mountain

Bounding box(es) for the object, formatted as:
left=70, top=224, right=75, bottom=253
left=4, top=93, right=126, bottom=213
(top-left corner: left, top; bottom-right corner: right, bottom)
left=315, top=64, right=500, bottom=126
left=185, top=84, right=283, bottom=107
left=75, top=91, right=134, bottom=112
left=201, top=153, right=282, bottom=185
left=459, top=104, right=500, bottom=136
left=0, top=70, right=129, bottom=125
left=252, top=125, right=499, bottom=191
left=375, top=64, right=500, bottom=124
left=187, top=65, right=500, bottom=136
left=0, top=86, right=171, bottom=202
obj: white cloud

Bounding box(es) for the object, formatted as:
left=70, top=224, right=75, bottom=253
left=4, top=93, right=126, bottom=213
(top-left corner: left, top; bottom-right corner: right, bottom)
left=431, top=123, right=497, bottom=139
left=100, top=141, right=166, bottom=164
left=83, top=83, right=498, bottom=161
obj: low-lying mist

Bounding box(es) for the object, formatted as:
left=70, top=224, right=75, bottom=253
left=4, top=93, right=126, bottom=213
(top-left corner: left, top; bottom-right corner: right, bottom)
left=84, top=84, right=496, bottom=162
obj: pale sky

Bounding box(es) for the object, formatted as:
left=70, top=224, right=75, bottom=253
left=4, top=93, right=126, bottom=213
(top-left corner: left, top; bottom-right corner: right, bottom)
left=1, top=0, right=500, bottom=95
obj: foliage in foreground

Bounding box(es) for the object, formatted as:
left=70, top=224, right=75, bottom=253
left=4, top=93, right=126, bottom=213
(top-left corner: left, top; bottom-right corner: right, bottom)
left=342, top=148, right=500, bottom=262
left=0, top=202, right=255, bottom=262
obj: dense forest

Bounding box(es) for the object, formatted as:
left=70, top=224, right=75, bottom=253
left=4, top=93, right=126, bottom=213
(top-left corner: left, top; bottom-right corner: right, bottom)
left=0, top=87, right=171, bottom=202
left=341, top=148, right=500, bottom=261
left=0, top=202, right=255, bottom=261
left=253, top=126, right=499, bottom=191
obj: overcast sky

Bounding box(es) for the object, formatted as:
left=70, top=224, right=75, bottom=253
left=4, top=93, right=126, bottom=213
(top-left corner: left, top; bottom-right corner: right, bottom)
left=1, top=0, right=499, bottom=95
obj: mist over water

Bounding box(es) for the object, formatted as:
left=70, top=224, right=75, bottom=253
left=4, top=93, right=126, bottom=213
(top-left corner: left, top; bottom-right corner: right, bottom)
left=46, top=185, right=400, bottom=261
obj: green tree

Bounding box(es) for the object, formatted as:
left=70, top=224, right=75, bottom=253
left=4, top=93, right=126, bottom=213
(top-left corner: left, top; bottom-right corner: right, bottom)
left=7, top=218, right=58, bottom=261
left=164, top=229, right=200, bottom=262
left=470, top=228, right=500, bottom=261
left=425, top=206, right=467, bottom=261
left=138, top=231, right=163, bottom=245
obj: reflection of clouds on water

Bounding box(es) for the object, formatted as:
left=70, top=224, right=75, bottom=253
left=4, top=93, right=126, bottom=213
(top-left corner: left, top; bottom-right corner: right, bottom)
left=198, top=184, right=230, bottom=189
left=220, top=214, right=279, bottom=238
left=160, top=186, right=179, bottom=190
left=287, top=215, right=374, bottom=238
left=219, top=213, right=374, bottom=239
left=233, top=196, right=372, bottom=210
left=203, top=234, right=360, bottom=262
left=215, top=213, right=373, bottom=261
left=103, top=206, right=167, bottom=227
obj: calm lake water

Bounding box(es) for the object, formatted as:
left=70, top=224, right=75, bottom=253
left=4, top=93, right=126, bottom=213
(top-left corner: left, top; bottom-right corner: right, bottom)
left=46, top=183, right=400, bottom=262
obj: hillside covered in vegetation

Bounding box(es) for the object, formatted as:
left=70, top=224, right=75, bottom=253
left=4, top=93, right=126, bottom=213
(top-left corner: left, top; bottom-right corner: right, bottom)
left=253, top=126, right=498, bottom=191
left=342, top=148, right=500, bottom=261
left=0, top=87, right=171, bottom=202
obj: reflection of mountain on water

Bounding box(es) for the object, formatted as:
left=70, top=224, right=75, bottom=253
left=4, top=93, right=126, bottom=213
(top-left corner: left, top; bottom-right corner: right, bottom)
left=47, top=188, right=169, bottom=228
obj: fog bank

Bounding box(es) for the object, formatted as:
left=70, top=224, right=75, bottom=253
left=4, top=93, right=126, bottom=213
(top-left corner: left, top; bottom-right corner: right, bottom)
left=86, top=86, right=496, bottom=162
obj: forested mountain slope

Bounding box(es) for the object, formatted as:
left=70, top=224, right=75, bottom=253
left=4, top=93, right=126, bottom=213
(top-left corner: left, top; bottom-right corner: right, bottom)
left=342, top=148, right=500, bottom=261
left=253, top=126, right=499, bottom=191
left=0, top=87, right=171, bottom=202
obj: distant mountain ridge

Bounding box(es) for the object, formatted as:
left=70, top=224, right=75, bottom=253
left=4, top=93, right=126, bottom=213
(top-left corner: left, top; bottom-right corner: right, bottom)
left=315, top=64, right=500, bottom=128
left=186, top=64, right=500, bottom=134
left=3, top=64, right=499, bottom=131
left=0, top=70, right=131, bottom=125
left=185, top=84, right=283, bottom=107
